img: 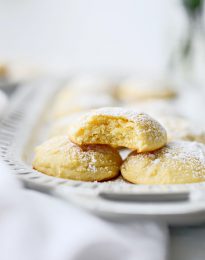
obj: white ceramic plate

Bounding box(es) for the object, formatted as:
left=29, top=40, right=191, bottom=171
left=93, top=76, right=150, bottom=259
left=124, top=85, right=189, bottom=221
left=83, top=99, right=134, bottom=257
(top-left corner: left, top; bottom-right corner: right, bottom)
left=1, top=78, right=205, bottom=225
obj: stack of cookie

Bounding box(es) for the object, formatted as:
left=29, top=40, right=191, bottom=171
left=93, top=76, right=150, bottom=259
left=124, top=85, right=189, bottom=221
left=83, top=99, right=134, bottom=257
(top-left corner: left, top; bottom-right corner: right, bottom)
left=33, top=107, right=205, bottom=185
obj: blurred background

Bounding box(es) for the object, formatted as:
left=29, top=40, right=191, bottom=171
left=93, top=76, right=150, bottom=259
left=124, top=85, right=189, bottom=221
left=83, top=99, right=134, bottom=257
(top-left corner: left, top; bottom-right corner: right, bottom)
left=0, top=0, right=204, bottom=81
left=1, top=0, right=205, bottom=130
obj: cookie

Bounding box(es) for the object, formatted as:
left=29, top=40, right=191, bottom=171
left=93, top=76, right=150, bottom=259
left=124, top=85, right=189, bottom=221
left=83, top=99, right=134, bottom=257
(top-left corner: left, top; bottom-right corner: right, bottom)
left=117, top=77, right=176, bottom=101
left=68, top=107, right=167, bottom=151
left=49, top=112, right=86, bottom=137
left=126, top=99, right=179, bottom=119
left=51, top=92, right=116, bottom=119
left=158, top=116, right=205, bottom=144
left=33, top=136, right=122, bottom=181
left=121, top=141, right=205, bottom=184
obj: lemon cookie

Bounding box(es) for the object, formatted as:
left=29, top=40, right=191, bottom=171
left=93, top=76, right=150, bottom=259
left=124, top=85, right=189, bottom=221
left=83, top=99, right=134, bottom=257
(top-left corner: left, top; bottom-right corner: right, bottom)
left=121, top=141, right=205, bottom=184
left=50, top=75, right=118, bottom=119
left=158, top=116, right=205, bottom=144
left=51, top=93, right=116, bottom=119
left=117, top=77, right=176, bottom=102
left=126, top=99, right=179, bottom=119
left=49, top=112, right=86, bottom=137
left=33, top=136, right=122, bottom=181
left=68, top=107, right=167, bottom=151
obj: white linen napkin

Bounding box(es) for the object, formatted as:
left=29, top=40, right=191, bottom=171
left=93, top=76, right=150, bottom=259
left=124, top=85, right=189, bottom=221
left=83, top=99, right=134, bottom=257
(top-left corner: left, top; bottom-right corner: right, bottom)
left=0, top=160, right=168, bottom=260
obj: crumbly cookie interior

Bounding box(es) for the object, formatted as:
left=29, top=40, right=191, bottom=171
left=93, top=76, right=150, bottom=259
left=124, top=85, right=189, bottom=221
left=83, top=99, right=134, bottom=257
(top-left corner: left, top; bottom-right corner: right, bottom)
left=70, top=112, right=167, bottom=152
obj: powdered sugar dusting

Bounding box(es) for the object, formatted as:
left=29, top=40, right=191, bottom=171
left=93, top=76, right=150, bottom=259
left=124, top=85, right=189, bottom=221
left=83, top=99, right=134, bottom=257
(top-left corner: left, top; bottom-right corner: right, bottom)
left=68, top=107, right=167, bottom=150
left=158, top=115, right=205, bottom=143
left=79, top=107, right=166, bottom=132
left=124, top=141, right=205, bottom=183
left=36, top=136, right=120, bottom=174
left=38, top=136, right=76, bottom=153
left=143, top=141, right=205, bottom=179
left=164, top=141, right=205, bottom=163
left=90, top=107, right=146, bottom=122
